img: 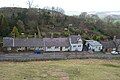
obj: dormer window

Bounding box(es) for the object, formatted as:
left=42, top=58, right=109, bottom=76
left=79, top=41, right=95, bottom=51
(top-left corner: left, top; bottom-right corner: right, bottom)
left=55, top=46, right=59, bottom=49
left=78, top=39, right=82, bottom=43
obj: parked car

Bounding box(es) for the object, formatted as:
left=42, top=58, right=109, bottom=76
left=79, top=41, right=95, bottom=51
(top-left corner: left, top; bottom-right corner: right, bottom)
left=34, top=48, right=41, bottom=54
left=111, top=51, right=119, bottom=55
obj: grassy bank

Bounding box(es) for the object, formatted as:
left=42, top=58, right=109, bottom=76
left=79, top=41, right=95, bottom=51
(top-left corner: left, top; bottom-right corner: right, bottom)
left=0, top=59, right=120, bottom=80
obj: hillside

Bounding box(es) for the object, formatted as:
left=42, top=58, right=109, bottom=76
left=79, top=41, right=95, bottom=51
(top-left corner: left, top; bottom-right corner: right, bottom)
left=0, top=7, right=120, bottom=40
left=89, top=11, right=120, bottom=19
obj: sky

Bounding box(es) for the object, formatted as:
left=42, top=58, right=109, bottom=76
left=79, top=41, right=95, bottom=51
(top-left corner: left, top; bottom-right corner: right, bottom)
left=0, top=0, right=120, bottom=15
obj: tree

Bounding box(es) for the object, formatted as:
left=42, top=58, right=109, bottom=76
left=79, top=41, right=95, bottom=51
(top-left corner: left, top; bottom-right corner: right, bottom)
left=11, top=26, right=20, bottom=38
left=27, top=0, right=33, bottom=8
left=0, top=14, right=10, bottom=37
left=17, top=20, right=25, bottom=33
left=37, top=26, right=42, bottom=38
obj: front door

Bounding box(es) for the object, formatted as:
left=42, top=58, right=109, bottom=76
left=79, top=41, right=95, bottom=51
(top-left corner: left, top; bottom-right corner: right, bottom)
left=60, top=47, right=62, bottom=51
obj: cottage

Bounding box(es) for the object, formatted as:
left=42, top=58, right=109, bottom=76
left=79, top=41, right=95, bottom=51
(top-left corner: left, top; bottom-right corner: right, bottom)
left=85, top=40, right=102, bottom=51
left=3, top=37, right=44, bottom=52
left=43, top=38, right=70, bottom=52
left=69, top=35, right=83, bottom=51
left=101, top=39, right=120, bottom=52
left=100, top=41, right=115, bottom=52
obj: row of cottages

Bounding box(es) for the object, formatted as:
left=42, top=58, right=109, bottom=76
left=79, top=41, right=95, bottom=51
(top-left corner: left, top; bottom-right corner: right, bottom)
left=3, top=35, right=83, bottom=52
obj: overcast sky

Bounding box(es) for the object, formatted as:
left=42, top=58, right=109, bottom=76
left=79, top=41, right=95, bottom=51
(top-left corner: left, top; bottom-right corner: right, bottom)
left=0, top=0, right=120, bottom=15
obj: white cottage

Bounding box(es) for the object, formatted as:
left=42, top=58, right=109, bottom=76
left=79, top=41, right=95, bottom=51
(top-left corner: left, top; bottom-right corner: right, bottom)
left=69, top=35, right=83, bottom=51
left=43, top=38, right=70, bottom=52
left=85, top=40, right=102, bottom=51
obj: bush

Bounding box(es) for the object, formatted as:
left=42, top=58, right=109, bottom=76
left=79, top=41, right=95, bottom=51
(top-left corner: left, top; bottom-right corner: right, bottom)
left=62, top=31, right=70, bottom=37
left=53, top=32, right=61, bottom=38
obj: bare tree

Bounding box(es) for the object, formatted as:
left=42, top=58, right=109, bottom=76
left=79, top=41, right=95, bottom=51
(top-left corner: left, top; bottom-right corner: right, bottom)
left=37, top=26, right=42, bottom=38
left=27, top=0, right=33, bottom=8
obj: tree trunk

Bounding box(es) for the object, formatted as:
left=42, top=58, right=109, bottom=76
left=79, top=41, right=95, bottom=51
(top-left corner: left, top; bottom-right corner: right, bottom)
left=37, top=26, right=41, bottom=38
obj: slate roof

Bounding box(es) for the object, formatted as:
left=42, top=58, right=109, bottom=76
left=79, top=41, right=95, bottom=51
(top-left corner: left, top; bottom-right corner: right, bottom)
left=43, top=38, right=69, bottom=47
left=14, top=38, right=44, bottom=47
left=3, top=37, right=13, bottom=47
left=101, top=39, right=120, bottom=49
left=3, top=37, right=70, bottom=47
left=100, top=41, right=115, bottom=49
left=69, top=35, right=81, bottom=44
left=86, top=40, right=102, bottom=46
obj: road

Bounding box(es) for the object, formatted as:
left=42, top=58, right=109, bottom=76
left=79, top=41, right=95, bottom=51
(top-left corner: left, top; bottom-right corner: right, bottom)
left=0, top=52, right=120, bottom=61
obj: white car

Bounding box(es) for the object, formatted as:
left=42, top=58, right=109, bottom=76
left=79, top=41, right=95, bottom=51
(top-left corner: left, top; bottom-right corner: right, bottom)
left=111, top=51, right=118, bottom=55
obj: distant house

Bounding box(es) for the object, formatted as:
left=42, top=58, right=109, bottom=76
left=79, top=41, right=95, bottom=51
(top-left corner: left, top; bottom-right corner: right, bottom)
left=100, top=41, right=115, bottom=52
left=101, top=39, right=120, bottom=52
left=69, top=35, right=83, bottom=51
left=43, top=38, right=70, bottom=52
left=85, top=40, right=102, bottom=51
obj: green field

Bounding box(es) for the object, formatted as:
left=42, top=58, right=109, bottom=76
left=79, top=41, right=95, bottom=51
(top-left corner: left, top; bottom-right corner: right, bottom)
left=0, top=59, right=120, bottom=80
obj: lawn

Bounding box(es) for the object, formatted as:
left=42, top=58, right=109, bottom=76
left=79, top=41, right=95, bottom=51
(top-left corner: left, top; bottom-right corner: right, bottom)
left=0, top=59, right=120, bottom=80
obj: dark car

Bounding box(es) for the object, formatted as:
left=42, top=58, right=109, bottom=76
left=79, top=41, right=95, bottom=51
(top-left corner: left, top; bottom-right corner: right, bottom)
left=34, top=48, right=41, bottom=54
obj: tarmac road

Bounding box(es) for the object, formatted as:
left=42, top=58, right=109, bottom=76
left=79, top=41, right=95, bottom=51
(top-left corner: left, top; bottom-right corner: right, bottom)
left=0, top=52, right=120, bottom=61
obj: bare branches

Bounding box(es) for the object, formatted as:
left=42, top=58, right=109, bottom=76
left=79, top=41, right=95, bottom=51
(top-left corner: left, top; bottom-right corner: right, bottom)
left=27, top=0, right=33, bottom=8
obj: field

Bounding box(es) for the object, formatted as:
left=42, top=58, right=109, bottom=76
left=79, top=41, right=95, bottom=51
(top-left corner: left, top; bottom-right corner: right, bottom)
left=0, top=59, right=120, bottom=80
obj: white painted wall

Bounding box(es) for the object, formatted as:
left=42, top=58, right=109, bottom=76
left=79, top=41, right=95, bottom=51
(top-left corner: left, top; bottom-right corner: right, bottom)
left=70, top=44, right=83, bottom=51
left=17, top=47, right=25, bottom=51
left=7, top=47, right=11, bottom=51
left=45, top=46, right=70, bottom=52
left=62, top=47, right=70, bottom=51
left=45, top=46, right=60, bottom=51
left=89, top=45, right=102, bottom=51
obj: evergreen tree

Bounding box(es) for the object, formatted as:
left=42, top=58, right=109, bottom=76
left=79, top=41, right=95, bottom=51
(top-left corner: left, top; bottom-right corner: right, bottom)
left=0, top=14, right=10, bottom=37
left=11, top=26, right=20, bottom=38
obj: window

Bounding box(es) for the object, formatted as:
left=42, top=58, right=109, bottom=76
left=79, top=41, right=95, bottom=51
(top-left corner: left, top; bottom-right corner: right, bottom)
left=65, top=46, right=69, bottom=48
left=99, top=47, right=101, bottom=50
left=78, top=45, right=81, bottom=47
left=73, top=45, right=76, bottom=47
left=47, top=47, right=51, bottom=49
left=7, top=47, right=11, bottom=50
left=55, top=46, right=59, bottom=49
left=39, top=47, right=42, bottom=49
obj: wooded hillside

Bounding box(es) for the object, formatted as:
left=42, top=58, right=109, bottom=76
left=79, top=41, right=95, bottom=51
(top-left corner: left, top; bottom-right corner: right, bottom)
left=0, top=7, right=120, bottom=40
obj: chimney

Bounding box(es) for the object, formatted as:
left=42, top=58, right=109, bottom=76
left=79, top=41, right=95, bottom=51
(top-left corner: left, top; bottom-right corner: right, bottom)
left=51, top=33, right=53, bottom=38
left=12, top=38, right=14, bottom=47
left=34, top=33, right=37, bottom=38
left=113, top=36, right=116, bottom=41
